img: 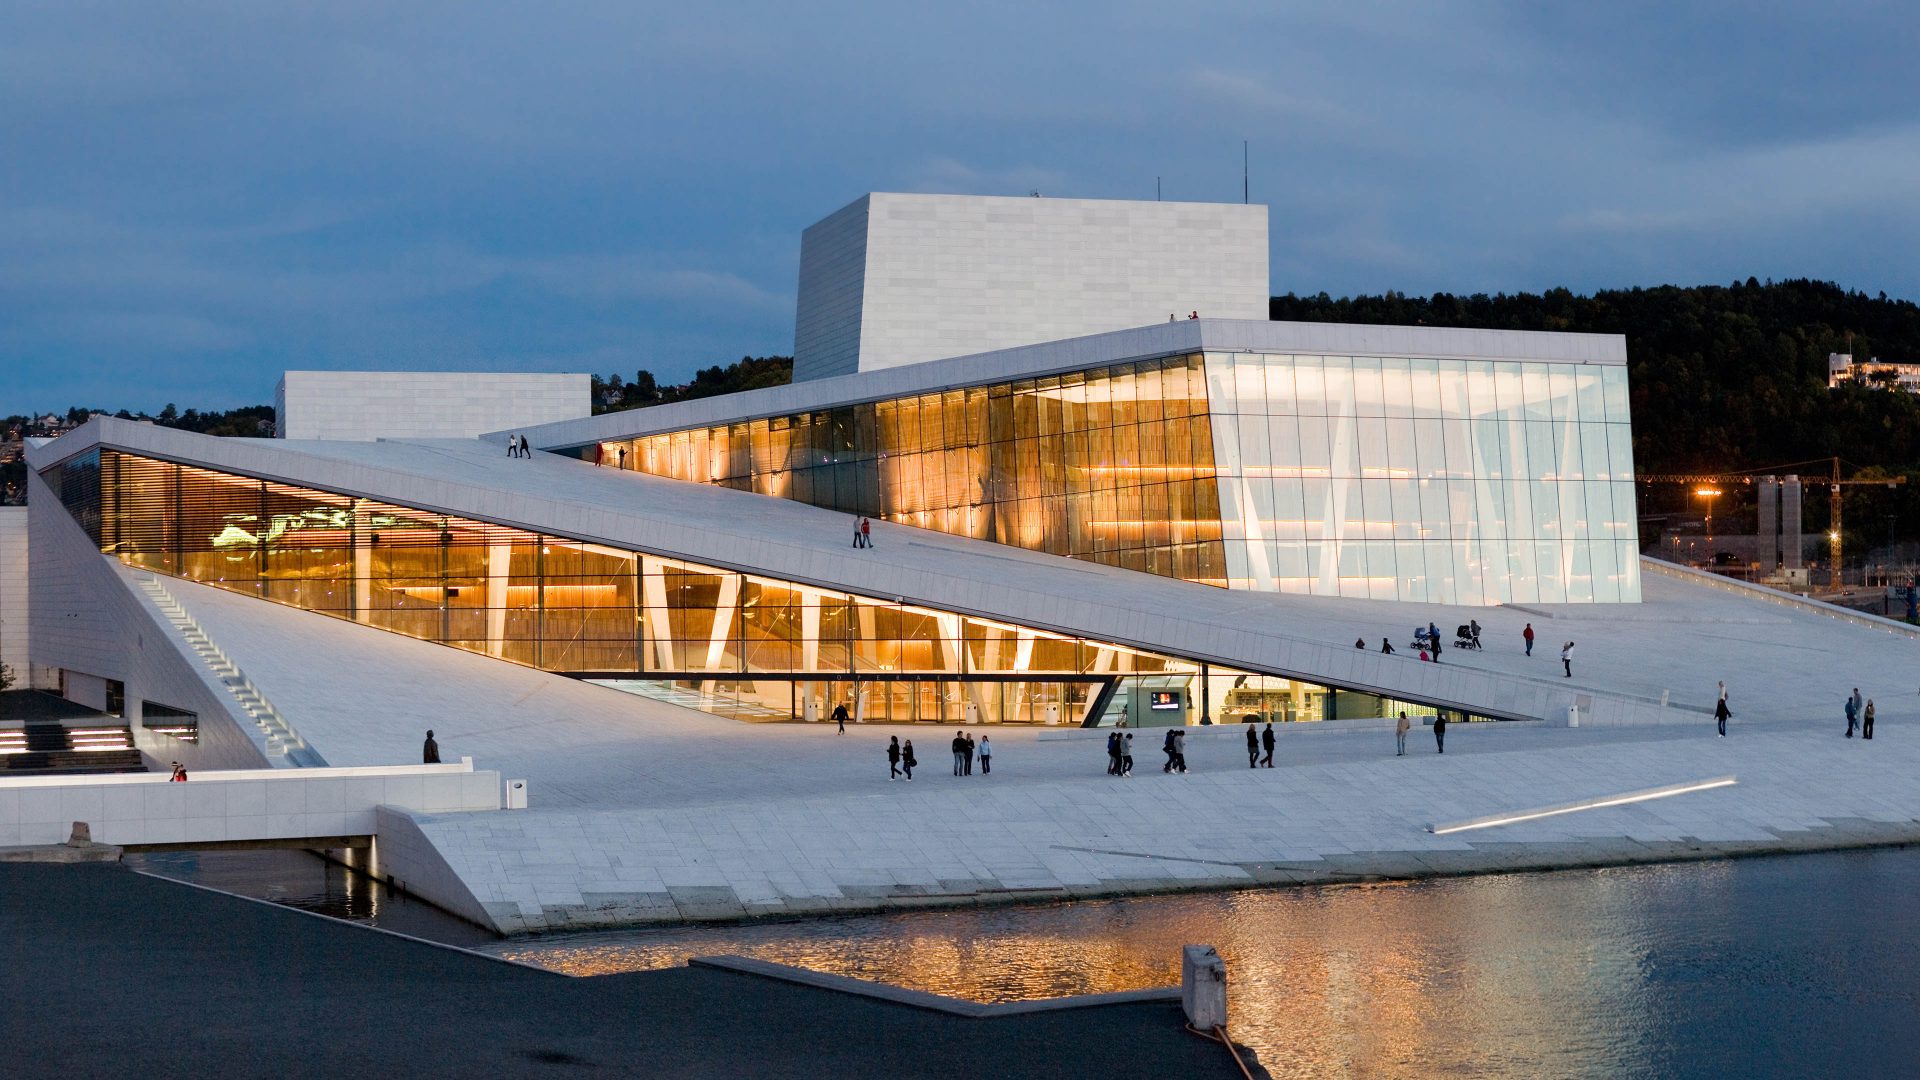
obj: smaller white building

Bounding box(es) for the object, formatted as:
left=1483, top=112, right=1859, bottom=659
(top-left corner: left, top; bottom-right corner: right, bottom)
left=276, top=371, right=591, bottom=441
left=794, top=192, right=1269, bottom=381
left=1828, top=353, right=1920, bottom=392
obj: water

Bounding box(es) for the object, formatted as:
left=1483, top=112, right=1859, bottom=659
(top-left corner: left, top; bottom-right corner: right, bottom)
left=144, top=847, right=1920, bottom=1077
left=126, top=849, right=498, bottom=947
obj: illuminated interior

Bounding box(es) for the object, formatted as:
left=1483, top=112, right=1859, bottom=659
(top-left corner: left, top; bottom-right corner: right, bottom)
left=566, top=350, right=1639, bottom=605
left=44, top=447, right=1486, bottom=726
left=579, top=353, right=1231, bottom=585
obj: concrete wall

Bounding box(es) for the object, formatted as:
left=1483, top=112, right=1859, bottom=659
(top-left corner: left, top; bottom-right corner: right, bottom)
left=0, top=762, right=501, bottom=847
left=26, top=468, right=267, bottom=770
left=793, top=193, right=1269, bottom=381
left=276, top=371, right=591, bottom=441
left=0, top=506, right=25, bottom=686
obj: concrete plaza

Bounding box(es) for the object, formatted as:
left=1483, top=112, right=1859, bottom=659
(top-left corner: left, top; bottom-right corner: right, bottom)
left=147, top=563, right=1920, bottom=934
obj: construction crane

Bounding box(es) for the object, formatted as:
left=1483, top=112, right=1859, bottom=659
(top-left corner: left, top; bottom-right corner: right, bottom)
left=1638, top=459, right=1903, bottom=574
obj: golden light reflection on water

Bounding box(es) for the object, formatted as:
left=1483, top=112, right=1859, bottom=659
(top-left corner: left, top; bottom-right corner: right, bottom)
left=491, top=866, right=1736, bottom=1077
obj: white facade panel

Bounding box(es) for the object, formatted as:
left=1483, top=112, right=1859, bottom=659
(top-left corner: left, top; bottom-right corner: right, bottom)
left=0, top=506, right=25, bottom=685
left=793, top=193, right=1269, bottom=381
left=276, top=371, right=591, bottom=442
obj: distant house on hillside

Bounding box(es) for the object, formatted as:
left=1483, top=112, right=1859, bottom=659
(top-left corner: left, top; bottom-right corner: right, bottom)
left=1829, top=352, right=1920, bottom=392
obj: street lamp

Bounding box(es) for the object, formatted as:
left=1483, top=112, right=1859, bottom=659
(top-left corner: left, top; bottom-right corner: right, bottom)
left=1694, top=487, right=1722, bottom=559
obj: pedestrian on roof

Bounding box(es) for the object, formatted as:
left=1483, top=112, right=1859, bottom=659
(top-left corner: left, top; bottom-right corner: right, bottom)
left=1433, top=712, right=1448, bottom=754
left=1395, top=711, right=1410, bottom=756
left=1246, top=724, right=1259, bottom=768
left=1560, top=641, right=1574, bottom=678
left=169, top=761, right=188, bottom=782
left=1261, top=721, right=1276, bottom=768
left=1523, top=622, right=1535, bottom=656
left=888, top=736, right=901, bottom=780
left=1864, top=699, right=1876, bottom=740
left=901, top=740, right=916, bottom=780
left=1714, top=693, right=1731, bottom=738
left=1381, top=638, right=1395, bottom=655
left=979, top=735, right=993, bottom=774
left=423, top=729, right=440, bottom=764
left=1846, top=690, right=1859, bottom=738
left=1120, top=734, right=1134, bottom=777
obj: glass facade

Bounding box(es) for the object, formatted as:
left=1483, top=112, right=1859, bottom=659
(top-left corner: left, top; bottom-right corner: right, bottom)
left=573, top=351, right=1638, bottom=605
left=583, top=354, right=1230, bottom=584
left=47, top=448, right=1485, bottom=725
left=1204, top=353, right=1639, bottom=603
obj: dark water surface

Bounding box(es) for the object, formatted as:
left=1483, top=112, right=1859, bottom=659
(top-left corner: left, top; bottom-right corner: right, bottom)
left=126, top=849, right=498, bottom=946
left=141, top=847, right=1920, bottom=1078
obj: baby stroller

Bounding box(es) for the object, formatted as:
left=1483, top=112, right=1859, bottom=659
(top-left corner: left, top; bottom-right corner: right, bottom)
left=1409, top=626, right=1435, bottom=652
left=1453, top=623, right=1483, bottom=650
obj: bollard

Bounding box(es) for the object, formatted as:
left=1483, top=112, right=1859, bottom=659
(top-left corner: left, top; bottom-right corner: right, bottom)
left=1181, top=945, right=1227, bottom=1030
left=66, top=822, right=93, bottom=847
left=506, top=779, right=529, bottom=809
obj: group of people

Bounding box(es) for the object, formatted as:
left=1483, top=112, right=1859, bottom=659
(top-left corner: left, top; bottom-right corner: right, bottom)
left=1357, top=620, right=1577, bottom=676
left=884, top=730, right=989, bottom=780
left=1845, top=687, right=1877, bottom=739
left=851, top=516, right=874, bottom=548
left=1245, top=722, right=1276, bottom=768
left=503, top=433, right=532, bottom=458
left=951, top=729, right=990, bottom=774
left=1106, top=730, right=1134, bottom=776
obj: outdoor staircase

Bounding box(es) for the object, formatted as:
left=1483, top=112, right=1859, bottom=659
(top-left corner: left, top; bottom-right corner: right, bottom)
left=132, top=573, right=326, bottom=767
left=0, top=724, right=145, bottom=774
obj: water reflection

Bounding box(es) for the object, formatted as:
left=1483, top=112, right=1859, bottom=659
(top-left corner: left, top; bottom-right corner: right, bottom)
left=127, top=849, right=498, bottom=947
left=487, top=853, right=1920, bottom=1078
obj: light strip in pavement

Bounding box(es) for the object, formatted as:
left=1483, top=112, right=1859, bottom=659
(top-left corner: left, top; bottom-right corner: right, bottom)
left=1429, top=776, right=1738, bottom=835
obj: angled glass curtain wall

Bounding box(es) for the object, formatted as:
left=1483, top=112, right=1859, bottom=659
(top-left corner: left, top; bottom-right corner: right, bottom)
left=1203, top=353, right=1640, bottom=604
left=45, top=447, right=1497, bottom=725
left=583, top=353, right=1230, bottom=585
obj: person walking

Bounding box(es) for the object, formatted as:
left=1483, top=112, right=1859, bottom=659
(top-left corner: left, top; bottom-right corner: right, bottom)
left=423, top=729, right=441, bottom=764
left=1433, top=712, right=1447, bottom=754
left=520, top=434, right=533, bottom=458
left=901, top=740, right=916, bottom=780
left=1381, top=638, right=1395, bottom=655
left=951, top=730, right=966, bottom=775
left=834, top=703, right=848, bottom=734
left=1261, top=721, right=1276, bottom=768
left=1173, top=729, right=1189, bottom=773
left=1845, top=692, right=1859, bottom=738
left=1120, top=734, right=1134, bottom=777
left=962, top=731, right=975, bottom=775
left=888, top=736, right=901, bottom=780
left=1523, top=622, right=1535, bottom=656
left=1162, top=729, right=1178, bottom=773
left=1714, top=694, right=1731, bottom=738
left=1107, top=730, right=1121, bottom=775
left=1428, top=622, right=1442, bottom=663
left=979, top=735, right=992, bottom=773
left=852, top=518, right=864, bottom=548
left=1851, top=688, right=1864, bottom=735
left=1560, top=641, right=1574, bottom=677
left=1246, top=724, right=1259, bottom=768
left=1864, top=699, right=1876, bottom=740
left=1395, top=711, right=1410, bottom=756
left=860, top=517, right=873, bottom=548
left=506, top=433, right=519, bottom=458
